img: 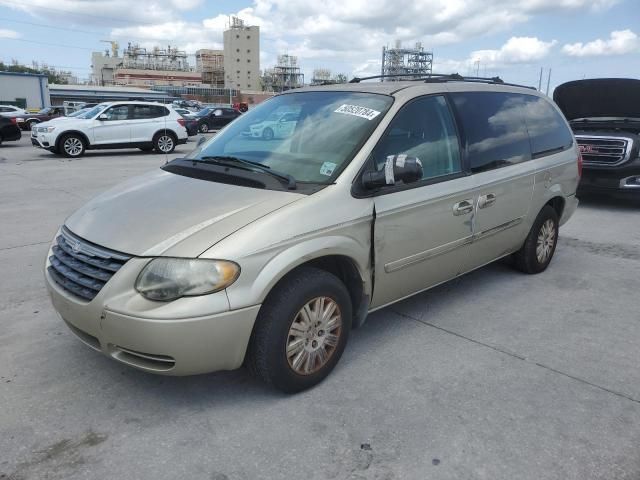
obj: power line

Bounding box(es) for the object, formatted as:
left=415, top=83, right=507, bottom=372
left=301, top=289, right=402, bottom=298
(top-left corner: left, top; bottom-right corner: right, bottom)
left=0, top=0, right=165, bottom=27
left=2, top=36, right=97, bottom=51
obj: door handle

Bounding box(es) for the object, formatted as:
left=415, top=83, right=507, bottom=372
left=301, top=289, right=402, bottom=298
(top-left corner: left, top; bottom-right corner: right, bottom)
left=452, top=199, right=474, bottom=216
left=478, top=193, right=497, bottom=209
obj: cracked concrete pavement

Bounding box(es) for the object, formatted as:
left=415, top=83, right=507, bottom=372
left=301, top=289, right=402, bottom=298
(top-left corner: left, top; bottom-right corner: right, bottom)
left=1, top=135, right=639, bottom=479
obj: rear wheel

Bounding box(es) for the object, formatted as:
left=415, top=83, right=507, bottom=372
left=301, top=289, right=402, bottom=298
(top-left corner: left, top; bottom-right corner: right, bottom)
left=26, top=120, right=38, bottom=131
left=153, top=132, right=176, bottom=154
left=513, top=205, right=559, bottom=274
left=246, top=267, right=352, bottom=393
left=59, top=134, right=86, bottom=158
left=199, top=122, right=209, bottom=133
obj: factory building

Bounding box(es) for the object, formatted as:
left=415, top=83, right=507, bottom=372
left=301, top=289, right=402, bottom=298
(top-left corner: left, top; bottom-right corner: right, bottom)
left=223, top=17, right=260, bottom=91
left=0, top=71, right=50, bottom=109
left=381, top=41, right=433, bottom=80
left=91, top=42, right=202, bottom=87
left=195, top=49, right=225, bottom=87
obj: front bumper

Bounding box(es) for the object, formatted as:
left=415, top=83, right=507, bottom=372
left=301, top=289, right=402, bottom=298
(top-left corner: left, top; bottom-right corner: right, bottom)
left=578, top=157, right=640, bottom=195
left=45, top=256, right=260, bottom=375
left=31, top=131, right=55, bottom=150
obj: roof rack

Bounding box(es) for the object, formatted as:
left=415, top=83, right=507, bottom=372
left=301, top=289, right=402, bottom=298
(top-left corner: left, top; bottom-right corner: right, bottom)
left=349, top=73, right=536, bottom=90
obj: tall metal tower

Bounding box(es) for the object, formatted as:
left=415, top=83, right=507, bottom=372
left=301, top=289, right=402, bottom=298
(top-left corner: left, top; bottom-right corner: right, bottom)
left=381, top=41, right=433, bottom=81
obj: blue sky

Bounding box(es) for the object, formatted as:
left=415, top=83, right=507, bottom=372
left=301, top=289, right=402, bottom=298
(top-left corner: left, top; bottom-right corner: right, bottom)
left=0, top=0, right=638, bottom=91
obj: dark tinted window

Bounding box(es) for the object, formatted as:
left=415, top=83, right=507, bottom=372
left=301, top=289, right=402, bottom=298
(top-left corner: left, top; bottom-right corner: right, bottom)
left=522, top=96, right=573, bottom=157
left=131, top=105, right=168, bottom=119
left=451, top=92, right=531, bottom=173
left=371, top=95, right=461, bottom=181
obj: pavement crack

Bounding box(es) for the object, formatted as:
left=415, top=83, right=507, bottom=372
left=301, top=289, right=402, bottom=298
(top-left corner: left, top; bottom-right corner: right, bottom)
left=393, top=308, right=640, bottom=405
left=0, top=241, right=50, bottom=251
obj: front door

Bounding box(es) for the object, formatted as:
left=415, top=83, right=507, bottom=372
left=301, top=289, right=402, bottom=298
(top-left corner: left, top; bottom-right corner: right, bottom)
left=92, top=104, right=131, bottom=145
left=370, top=95, right=474, bottom=308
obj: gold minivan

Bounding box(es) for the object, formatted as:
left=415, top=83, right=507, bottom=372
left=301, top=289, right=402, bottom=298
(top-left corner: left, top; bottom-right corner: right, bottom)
left=45, top=75, right=580, bottom=392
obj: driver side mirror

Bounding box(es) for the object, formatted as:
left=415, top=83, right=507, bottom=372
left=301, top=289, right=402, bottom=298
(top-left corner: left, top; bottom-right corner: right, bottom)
left=98, top=114, right=108, bottom=121
left=362, top=155, right=423, bottom=190
left=197, top=136, right=207, bottom=147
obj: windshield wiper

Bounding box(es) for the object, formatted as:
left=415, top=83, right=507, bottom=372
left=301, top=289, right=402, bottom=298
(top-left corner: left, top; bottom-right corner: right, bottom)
left=198, top=156, right=296, bottom=190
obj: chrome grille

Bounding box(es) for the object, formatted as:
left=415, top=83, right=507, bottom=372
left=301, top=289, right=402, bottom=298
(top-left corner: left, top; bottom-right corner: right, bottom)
left=576, top=136, right=632, bottom=166
left=48, top=227, right=131, bottom=301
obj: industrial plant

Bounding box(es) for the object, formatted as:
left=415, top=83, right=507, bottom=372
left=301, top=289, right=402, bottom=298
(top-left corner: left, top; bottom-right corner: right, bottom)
left=381, top=41, right=434, bottom=80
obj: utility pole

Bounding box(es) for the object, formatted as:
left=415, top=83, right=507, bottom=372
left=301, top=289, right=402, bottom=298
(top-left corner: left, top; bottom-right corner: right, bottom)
left=474, top=60, right=480, bottom=76
left=545, top=68, right=552, bottom=96
left=538, top=67, right=543, bottom=91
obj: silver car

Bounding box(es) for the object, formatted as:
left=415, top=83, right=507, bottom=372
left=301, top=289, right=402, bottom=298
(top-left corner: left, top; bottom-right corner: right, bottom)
left=45, top=77, right=580, bottom=393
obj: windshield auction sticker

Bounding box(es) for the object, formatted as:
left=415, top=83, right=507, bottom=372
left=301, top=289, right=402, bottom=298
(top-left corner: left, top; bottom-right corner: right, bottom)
left=334, top=104, right=381, bottom=121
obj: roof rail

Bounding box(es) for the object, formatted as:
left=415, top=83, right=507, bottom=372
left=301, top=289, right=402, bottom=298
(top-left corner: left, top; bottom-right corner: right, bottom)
left=349, top=73, right=536, bottom=90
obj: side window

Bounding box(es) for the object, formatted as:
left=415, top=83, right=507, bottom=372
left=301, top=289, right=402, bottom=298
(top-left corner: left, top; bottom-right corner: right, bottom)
left=522, top=96, right=573, bottom=157
left=371, top=95, right=461, bottom=181
left=152, top=106, right=169, bottom=117
left=451, top=92, right=531, bottom=173
left=103, top=105, right=129, bottom=121
left=131, top=105, right=152, bottom=119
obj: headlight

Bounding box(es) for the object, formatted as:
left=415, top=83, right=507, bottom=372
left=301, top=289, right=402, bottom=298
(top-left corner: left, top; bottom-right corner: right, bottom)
left=39, top=126, right=56, bottom=133
left=135, top=258, right=240, bottom=302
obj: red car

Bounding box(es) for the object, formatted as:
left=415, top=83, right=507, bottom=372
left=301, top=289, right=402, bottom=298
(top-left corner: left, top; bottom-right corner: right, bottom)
left=12, top=106, right=66, bottom=130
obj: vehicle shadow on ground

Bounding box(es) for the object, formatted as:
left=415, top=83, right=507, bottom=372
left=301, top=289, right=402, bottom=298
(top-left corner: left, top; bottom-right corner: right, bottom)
left=78, top=261, right=511, bottom=411
left=577, top=193, right=640, bottom=210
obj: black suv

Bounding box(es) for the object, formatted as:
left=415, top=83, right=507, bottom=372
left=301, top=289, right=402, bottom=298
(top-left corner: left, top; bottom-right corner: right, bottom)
left=195, top=107, right=241, bottom=133
left=554, top=78, right=640, bottom=196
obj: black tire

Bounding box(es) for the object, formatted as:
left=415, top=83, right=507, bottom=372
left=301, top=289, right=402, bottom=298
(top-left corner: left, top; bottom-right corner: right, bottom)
left=513, top=205, right=559, bottom=274
left=153, top=132, right=176, bottom=154
left=199, top=122, right=209, bottom=133
left=59, top=133, right=86, bottom=158
left=26, top=120, right=38, bottom=131
left=246, top=267, right=352, bottom=393
left=262, top=127, right=274, bottom=140
left=138, top=146, right=154, bottom=152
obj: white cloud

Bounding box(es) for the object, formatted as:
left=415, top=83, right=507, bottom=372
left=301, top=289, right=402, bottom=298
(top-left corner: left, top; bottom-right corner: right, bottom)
left=562, top=29, right=639, bottom=57
left=469, top=37, right=557, bottom=67
left=0, top=28, right=20, bottom=39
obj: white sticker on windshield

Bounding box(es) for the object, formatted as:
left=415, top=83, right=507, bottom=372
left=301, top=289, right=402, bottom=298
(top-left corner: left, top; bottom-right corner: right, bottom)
left=334, top=104, right=381, bottom=121
left=320, top=161, right=337, bottom=176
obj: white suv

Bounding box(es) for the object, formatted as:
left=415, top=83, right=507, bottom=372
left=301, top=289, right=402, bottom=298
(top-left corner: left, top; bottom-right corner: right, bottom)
left=31, top=101, right=188, bottom=157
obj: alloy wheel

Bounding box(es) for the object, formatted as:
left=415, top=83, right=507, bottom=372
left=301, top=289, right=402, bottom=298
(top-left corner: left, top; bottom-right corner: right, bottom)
left=286, top=296, right=342, bottom=375
left=157, top=135, right=174, bottom=153
left=536, top=219, right=556, bottom=264
left=63, top=137, right=83, bottom=156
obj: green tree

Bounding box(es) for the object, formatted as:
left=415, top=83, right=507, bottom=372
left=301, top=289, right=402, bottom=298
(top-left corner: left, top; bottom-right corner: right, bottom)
left=0, top=62, right=68, bottom=84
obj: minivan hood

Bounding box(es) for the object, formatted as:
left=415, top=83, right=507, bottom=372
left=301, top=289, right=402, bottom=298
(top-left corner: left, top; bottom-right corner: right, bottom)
left=553, top=78, right=640, bottom=121
left=65, top=169, right=304, bottom=257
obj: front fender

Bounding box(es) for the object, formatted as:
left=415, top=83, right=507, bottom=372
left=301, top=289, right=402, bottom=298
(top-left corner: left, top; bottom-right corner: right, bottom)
left=225, top=235, right=372, bottom=310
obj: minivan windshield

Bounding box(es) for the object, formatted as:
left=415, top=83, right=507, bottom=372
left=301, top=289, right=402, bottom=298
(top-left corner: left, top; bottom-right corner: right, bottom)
left=186, top=91, right=393, bottom=184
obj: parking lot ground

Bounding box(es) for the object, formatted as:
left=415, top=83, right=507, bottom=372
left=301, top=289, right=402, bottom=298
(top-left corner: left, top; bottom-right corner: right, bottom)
left=1, top=135, right=639, bottom=480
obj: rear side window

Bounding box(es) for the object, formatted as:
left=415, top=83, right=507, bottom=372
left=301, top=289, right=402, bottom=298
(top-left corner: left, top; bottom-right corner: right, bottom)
left=132, top=105, right=169, bottom=119
left=451, top=92, right=531, bottom=173
left=371, top=95, right=461, bottom=181
left=522, top=96, right=573, bottom=157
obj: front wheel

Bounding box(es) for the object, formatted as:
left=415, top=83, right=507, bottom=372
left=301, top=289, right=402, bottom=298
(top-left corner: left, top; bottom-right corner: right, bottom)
left=153, top=132, right=176, bottom=154
left=59, top=134, right=86, bottom=158
left=199, top=123, right=209, bottom=133
left=262, top=127, right=274, bottom=140
left=246, top=267, right=352, bottom=393
left=513, top=205, right=559, bottom=274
